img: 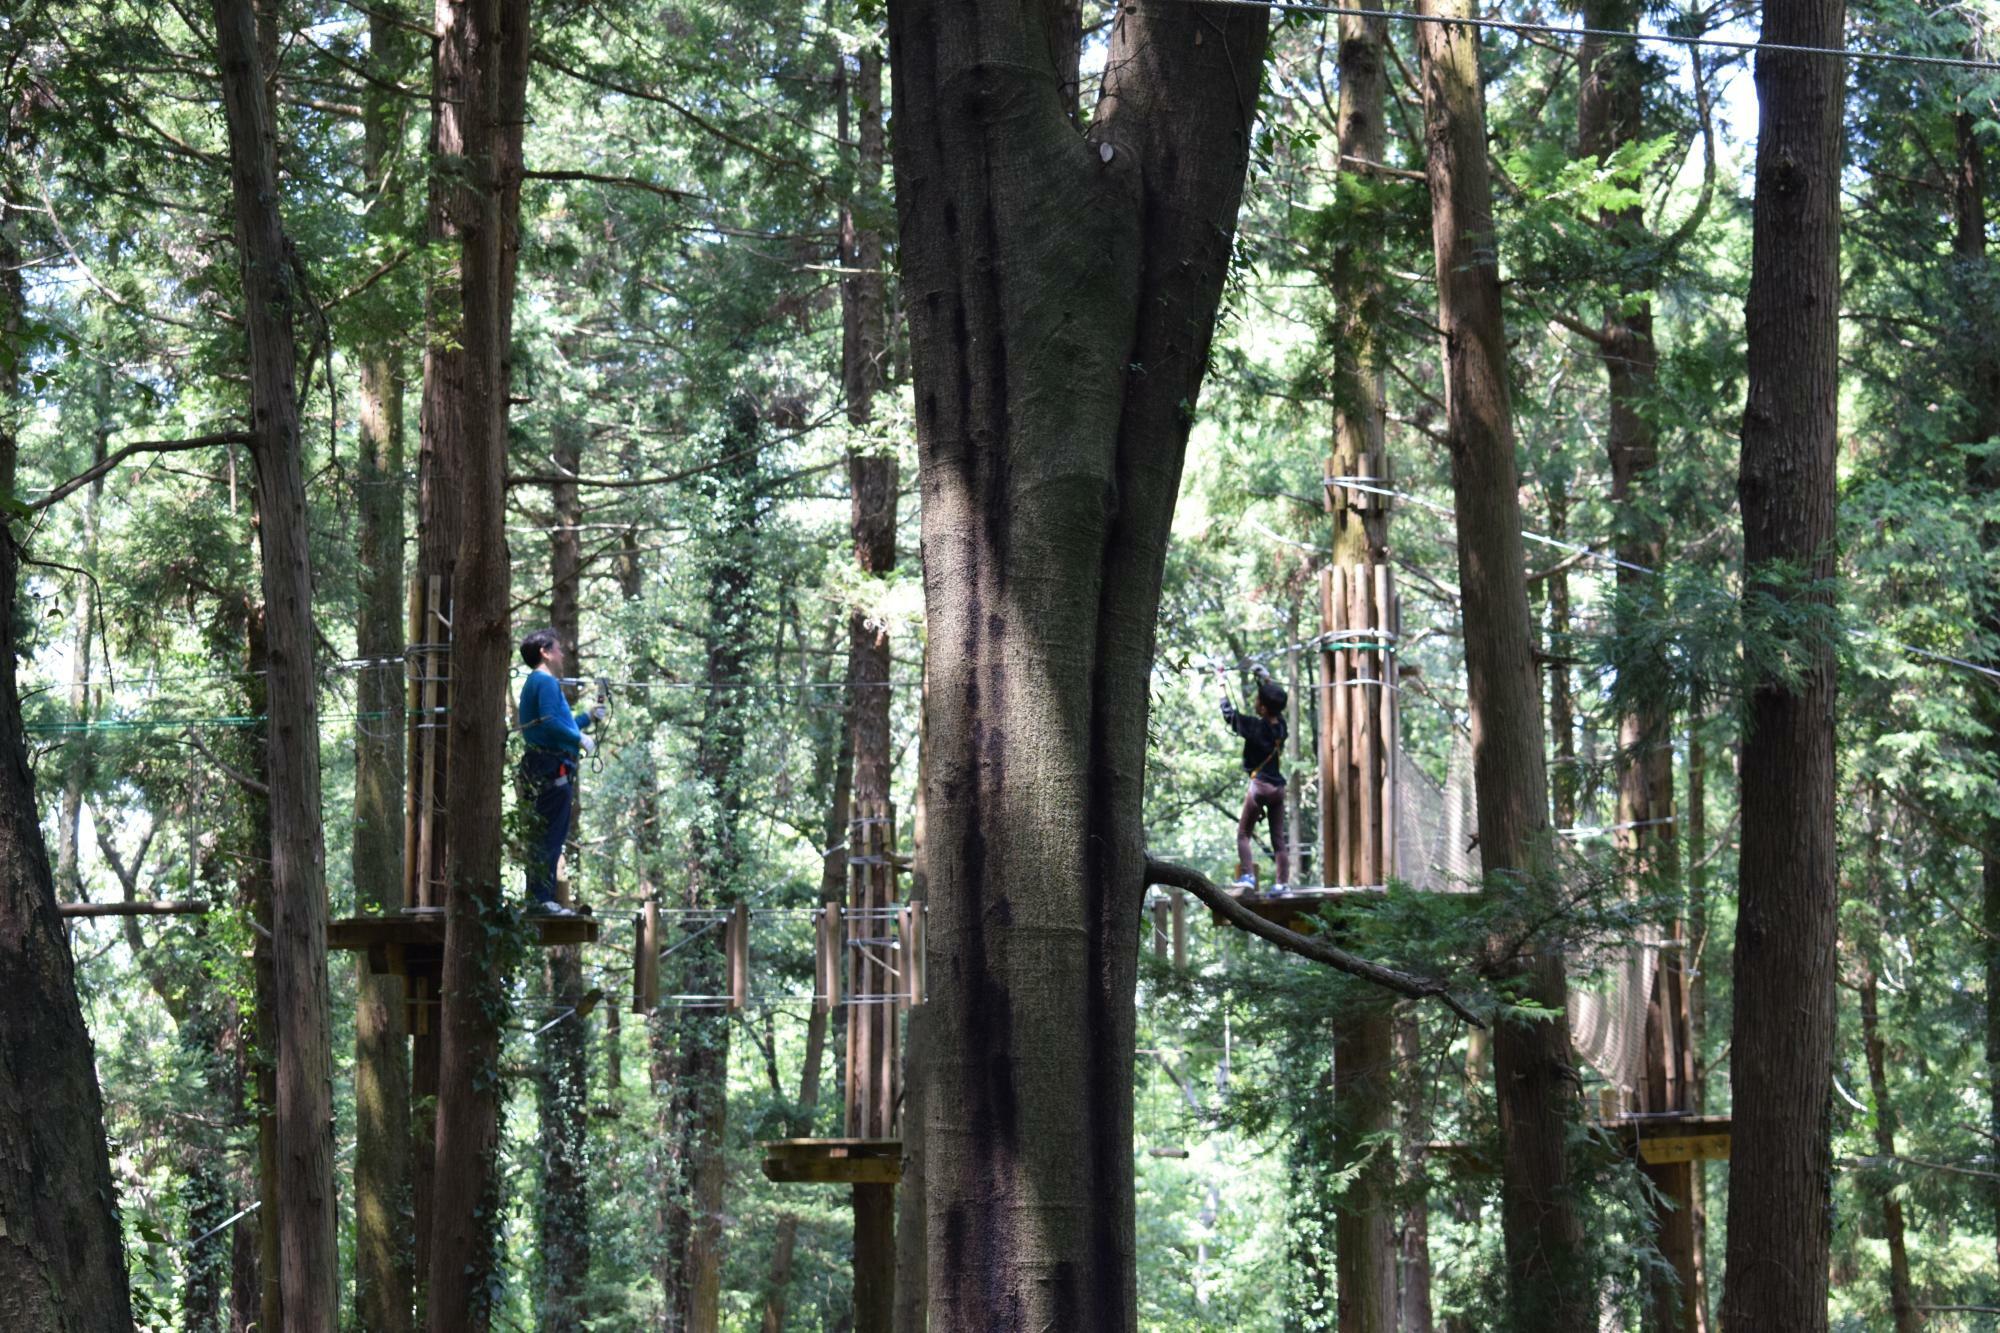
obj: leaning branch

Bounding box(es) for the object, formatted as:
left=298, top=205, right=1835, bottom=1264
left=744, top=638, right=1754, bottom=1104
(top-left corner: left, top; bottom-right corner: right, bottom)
left=507, top=443, right=765, bottom=491
left=523, top=169, right=701, bottom=203
left=1144, top=856, right=1485, bottom=1028
left=59, top=901, right=211, bottom=919
left=29, top=433, right=255, bottom=512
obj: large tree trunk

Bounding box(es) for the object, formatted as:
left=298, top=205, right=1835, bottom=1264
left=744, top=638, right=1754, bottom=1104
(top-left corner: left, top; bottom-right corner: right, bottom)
left=1719, top=1, right=1845, bottom=1328
left=0, top=214, right=134, bottom=1332
left=1854, top=858, right=1919, bottom=1333
left=211, top=2, right=339, bottom=1325
left=538, top=421, right=591, bottom=1330
left=1327, top=11, right=1398, bottom=1330
left=353, top=10, right=414, bottom=1332
left=886, top=2, right=1267, bottom=1326
left=425, top=1, right=531, bottom=1328
left=1414, top=1, right=1589, bottom=1327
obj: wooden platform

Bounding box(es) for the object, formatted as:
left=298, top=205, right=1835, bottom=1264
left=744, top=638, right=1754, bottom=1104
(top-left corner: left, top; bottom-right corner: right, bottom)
left=329, top=909, right=599, bottom=973
left=761, top=1137, right=902, bottom=1186
left=1605, top=1114, right=1732, bottom=1166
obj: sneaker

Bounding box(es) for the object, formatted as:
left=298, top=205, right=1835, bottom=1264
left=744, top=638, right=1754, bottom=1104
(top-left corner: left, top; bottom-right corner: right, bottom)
left=527, top=900, right=578, bottom=918
left=1270, top=883, right=1296, bottom=898
left=1230, top=873, right=1257, bottom=891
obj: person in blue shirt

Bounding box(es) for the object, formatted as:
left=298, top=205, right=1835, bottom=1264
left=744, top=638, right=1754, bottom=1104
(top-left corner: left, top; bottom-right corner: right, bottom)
left=518, top=627, right=604, bottom=916
left=1214, top=664, right=1291, bottom=894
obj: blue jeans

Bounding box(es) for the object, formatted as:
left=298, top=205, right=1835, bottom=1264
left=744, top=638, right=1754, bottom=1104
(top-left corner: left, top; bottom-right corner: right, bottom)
left=521, top=750, right=574, bottom=905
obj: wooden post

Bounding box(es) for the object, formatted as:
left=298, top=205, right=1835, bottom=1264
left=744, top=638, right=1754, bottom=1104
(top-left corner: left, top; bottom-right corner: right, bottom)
left=817, top=904, right=843, bottom=1014
left=634, top=897, right=659, bottom=1015
left=728, top=901, right=749, bottom=1013
left=1171, top=889, right=1187, bottom=972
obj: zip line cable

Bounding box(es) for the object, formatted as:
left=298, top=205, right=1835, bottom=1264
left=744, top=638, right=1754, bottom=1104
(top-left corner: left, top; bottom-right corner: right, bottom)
left=1167, top=0, right=2000, bottom=73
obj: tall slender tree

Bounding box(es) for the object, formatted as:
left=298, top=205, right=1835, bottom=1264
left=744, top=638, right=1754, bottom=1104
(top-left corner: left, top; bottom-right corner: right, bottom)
left=885, top=0, right=1268, bottom=1324
left=210, top=0, right=338, bottom=1324
left=1720, top=0, right=1846, bottom=1326
left=1415, top=0, right=1590, bottom=1325
left=352, top=8, right=415, bottom=1331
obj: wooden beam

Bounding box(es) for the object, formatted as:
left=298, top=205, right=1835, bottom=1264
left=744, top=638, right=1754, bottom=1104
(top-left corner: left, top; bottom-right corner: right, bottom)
left=760, top=1137, right=903, bottom=1186
left=59, top=900, right=211, bottom=919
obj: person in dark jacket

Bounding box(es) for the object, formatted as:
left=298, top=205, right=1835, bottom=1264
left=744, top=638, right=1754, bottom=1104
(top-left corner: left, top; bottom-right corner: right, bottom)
left=1215, top=665, right=1291, bottom=893
left=518, top=628, right=604, bottom=916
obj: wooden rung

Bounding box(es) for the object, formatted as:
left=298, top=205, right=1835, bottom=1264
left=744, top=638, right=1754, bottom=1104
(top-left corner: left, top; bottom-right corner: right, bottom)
left=903, top=901, right=926, bottom=1006
left=815, top=904, right=843, bottom=1013
left=1170, top=888, right=1186, bottom=971
left=634, top=897, right=660, bottom=1014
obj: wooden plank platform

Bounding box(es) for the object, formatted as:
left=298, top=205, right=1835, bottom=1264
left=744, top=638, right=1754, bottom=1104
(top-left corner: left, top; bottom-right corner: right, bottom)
left=329, top=910, right=600, bottom=961
left=761, top=1137, right=903, bottom=1186
left=1605, top=1114, right=1732, bottom=1165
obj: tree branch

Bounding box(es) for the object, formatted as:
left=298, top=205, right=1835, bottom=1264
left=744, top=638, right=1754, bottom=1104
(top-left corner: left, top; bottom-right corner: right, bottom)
left=523, top=169, right=700, bottom=203
left=28, top=433, right=255, bottom=512
left=184, top=728, right=270, bottom=797
left=1143, top=856, right=1485, bottom=1027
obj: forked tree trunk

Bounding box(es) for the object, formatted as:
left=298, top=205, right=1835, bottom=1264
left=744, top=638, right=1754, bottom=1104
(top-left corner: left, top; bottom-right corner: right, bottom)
left=352, top=11, right=414, bottom=1332
left=426, top=1, right=531, bottom=1328
left=1414, top=1, right=1589, bottom=1327
left=0, top=224, right=134, bottom=1331
left=1719, top=1, right=1845, bottom=1328
left=885, top=1, right=1268, bottom=1324
left=1327, top=10, right=1398, bottom=1329
left=211, top=1, right=339, bottom=1325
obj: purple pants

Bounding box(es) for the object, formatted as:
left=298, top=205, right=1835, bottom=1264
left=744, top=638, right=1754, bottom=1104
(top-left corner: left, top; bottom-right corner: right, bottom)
left=1236, top=777, right=1290, bottom=885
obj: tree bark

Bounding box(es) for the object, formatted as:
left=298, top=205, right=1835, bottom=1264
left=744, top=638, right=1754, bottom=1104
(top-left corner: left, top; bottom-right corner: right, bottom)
left=425, top=1, right=531, bottom=1328
left=1394, top=1012, right=1434, bottom=1333
left=0, top=202, right=134, bottom=1332
left=353, top=10, right=414, bottom=1332
left=211, top=2, right=339, bottom=1325
left=1326, top=11, right=1398, bottom=1328
left=53, top=414, right=105, bottom=905
left=1720, top=4, right=1846, bottom=1331
left=886, top=1, right=1267, bottom=1325
left=538, top=419, right=591, bottom=1330
left=1415, top=0, right=1589, bottom=1326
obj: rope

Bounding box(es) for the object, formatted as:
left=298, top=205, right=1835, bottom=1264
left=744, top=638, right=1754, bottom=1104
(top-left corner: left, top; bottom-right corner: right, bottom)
left=1167, top=0, right=2000, bottom=73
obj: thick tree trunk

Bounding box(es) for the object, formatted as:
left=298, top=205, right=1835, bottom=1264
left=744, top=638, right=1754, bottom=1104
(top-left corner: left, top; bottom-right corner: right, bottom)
left=1394, top=1012, right=1434, bottom=1333
left=1719, top=3, right=1845, bottom=1331
left=353, top=11, right=414, bottom=1331
left=1327, top=11, right=1398, bottom=1328
left=211, top=2, right=339, bottom=1325
left=1414, top=1, right=1589, bottom=1327
left=426, top=1, right=531, bottom=1328
left=538, top=422, right=591, bottom=1330
left=0, top=241, right=133, bottom=1331
left=886, top=2, right=1267, bottom=1326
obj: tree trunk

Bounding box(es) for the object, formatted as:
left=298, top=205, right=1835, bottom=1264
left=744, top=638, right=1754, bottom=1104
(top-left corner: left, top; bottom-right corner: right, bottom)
left=1952, top=93, right=2000, bottom=1283
left=54, top=417, right=105, bottom=905
left=1327, top=10, right=1398, bottom=1327
left=1855, top=909, right=1919, bottom=1333
left=660, top=398, right=761, bottom=1332
left=885, top=2, right=1268, bottom=1326
left=762, top=657, right=853, bottom=1333
left=211, top=2, right=339, bottom=1325
left=0, top=225, right=134, bottom=1332
left=1720, top=2, right=1845, bottom=1329
left=426, top=1, right=532, bottom=1328
left=841, top=39, right=900, bottom=1328
left=1414, top=1, right=1589, bottom=1327
left=1394, top=1012, right=1433, bottom=1333
left=353, top=10, right=414, bottom=1331
left=1575, top=8, right=1699, bottom=1326
left=538, top=420, right=591, bottom=1331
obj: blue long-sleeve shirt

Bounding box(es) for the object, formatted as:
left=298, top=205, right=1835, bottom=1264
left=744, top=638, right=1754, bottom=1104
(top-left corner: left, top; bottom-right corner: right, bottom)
left=519, top=670, right=593, bottom=756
